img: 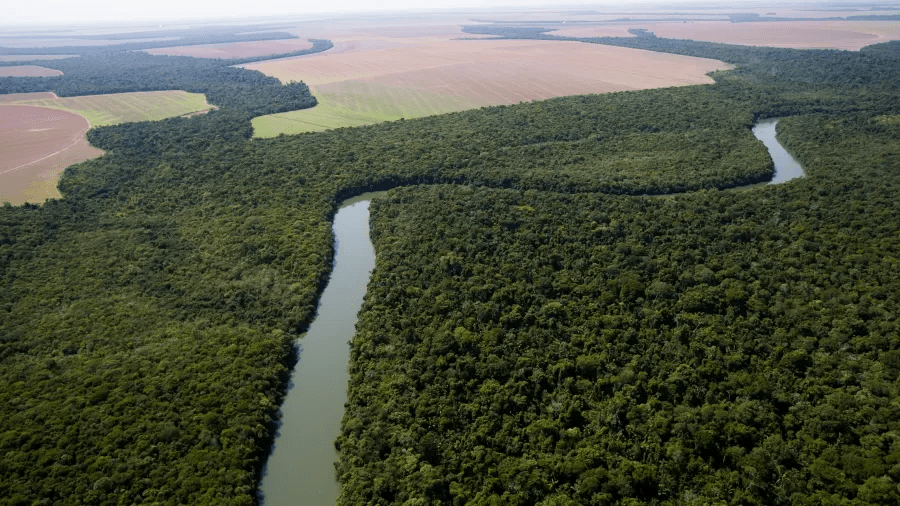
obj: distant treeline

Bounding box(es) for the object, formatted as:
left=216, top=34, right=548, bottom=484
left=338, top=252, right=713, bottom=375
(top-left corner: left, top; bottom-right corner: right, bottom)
left=0, top=38, right=333, bottom=69
left=0, top=25, right=331, bottom=56
left=725, top=13, right=900, bottom=22
left=467, top=13, right=900, bottom=25
left=223, top=39, right=333, bottom=65
left=1, top=27, right=899, bottom=505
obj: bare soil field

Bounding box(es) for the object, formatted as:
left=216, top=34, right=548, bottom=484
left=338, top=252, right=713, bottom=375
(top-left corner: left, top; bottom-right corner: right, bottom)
left=0, top=105, right=103, bottom=205
left=552, top=21, right=900, bottom=50
left=247, top=38, right=730, bottom=137
left=144, top=38, right=313, bottom=59
left=0, top=65, right=63, bottom=77
left=0, top=92, right=57, bottom=104
left=245, top=17, right=496, bottom=62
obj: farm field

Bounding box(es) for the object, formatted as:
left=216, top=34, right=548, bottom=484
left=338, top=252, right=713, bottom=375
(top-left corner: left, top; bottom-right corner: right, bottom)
left=0, top=90, right=210, bottom=204
left=552, top=20, right=900, bottom=50
left=0, top=90, right=211, bottom=127
left=247, top=39, right=730, bottom=137
left=0, top=65, right=63, bottom=76
left=144, top=37, right=313, bottom=59
left=0, top=105, right=102, bottom=205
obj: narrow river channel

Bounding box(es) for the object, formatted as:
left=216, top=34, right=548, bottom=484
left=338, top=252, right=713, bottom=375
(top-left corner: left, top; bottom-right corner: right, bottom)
left=752, top=118, right=805, bottom=184
left=258, top=192, right=383, bottom=506
left=258, top=119, right=803, bottom=505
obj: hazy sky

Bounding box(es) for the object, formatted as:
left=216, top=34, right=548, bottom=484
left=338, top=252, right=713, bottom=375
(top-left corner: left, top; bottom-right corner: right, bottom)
left=12, top=1, right=571, bottom=26
left=5, top=0, right=764, bottom=27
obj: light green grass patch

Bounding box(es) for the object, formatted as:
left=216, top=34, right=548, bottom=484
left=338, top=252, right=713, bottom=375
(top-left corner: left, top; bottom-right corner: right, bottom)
left=874, top=115, right=900, bottom=125
left=6, top=91, right=210, bottom=127
left=252, top=82, right=482, bottom=138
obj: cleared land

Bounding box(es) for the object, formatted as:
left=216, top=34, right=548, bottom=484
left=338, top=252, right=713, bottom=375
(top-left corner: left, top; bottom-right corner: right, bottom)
left=247, top=39, right=730, bottom=136
left=0, top=90, right=211, bottom=204
left=0, top=91, right=57, bottom=103
left=0, top=105, right=102, bottom=205
left=0, top=65, right=63, bottom=77
left=552, top=21, right=900, bottom=51
left=0, top=90, right=211, bottom=127
left=144, top=38, right=313, bottom=59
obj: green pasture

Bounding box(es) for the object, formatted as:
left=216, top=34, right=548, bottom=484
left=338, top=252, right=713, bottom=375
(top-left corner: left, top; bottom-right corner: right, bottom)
left=7, top=91, right=210, bottom=127
left=252, top=82, right=481, bottom=137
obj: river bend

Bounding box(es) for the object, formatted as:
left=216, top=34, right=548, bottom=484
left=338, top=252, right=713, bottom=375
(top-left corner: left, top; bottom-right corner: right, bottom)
left=258, top=119, right=803, bottom=505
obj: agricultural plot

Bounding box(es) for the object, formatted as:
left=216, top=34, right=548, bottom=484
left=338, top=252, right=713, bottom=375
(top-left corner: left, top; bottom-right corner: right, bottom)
left=247, top=39, right=730, bottom=137
left=0, top=105, right=102, bottom=205
left=0, top=90, right=211, bottom=127
left=552, top=21, right=900, bottom=51
left=144, top=38, right=313, bottom=59
left=0, top=65, right=63, bottom=76
left=0, top=92, right=57, bottom=103
left=0, top=90, right=211, bottom=204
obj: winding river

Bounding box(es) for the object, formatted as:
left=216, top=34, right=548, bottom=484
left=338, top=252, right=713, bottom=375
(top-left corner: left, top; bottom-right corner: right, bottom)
left=258, top=119, right=804, bottom=505
left=752, top=118, right=805, bottom=184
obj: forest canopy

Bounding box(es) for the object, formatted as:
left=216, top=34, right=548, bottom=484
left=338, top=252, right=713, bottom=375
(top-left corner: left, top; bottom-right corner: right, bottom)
left=341, top=113, right=900, bottom=504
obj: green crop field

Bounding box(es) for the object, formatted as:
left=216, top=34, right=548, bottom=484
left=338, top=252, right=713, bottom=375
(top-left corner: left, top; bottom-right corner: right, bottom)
left=252, top=82, right=481, bottom=137
left=2, top=90, right=211, bottom=127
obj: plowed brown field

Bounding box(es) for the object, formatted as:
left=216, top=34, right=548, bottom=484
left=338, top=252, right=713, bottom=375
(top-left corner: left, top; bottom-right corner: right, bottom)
left=0, top=65, right=63, bottom=77
left=0, top=92, right=57, bottom=104
left=552, top=21, right=900, bottom=51
left=0, top=105, right=103, bottom=205
left=145, top=38, right=313, bottom=59
left=237, top=18, right=495, bottom=64
left=247, top=39, right=731, bottom=136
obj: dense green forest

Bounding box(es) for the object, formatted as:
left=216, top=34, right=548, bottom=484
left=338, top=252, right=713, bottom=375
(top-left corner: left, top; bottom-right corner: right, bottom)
left=340, top=114, right=900, bottom=504
left=1, top=26, right=899, bottom=505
